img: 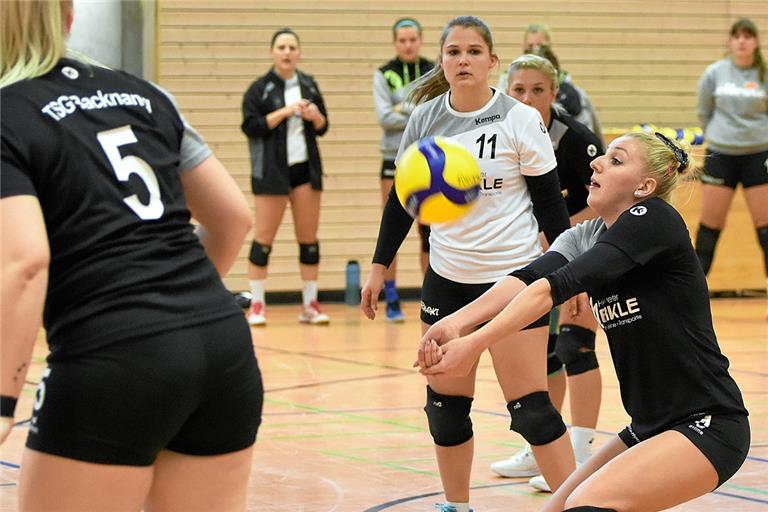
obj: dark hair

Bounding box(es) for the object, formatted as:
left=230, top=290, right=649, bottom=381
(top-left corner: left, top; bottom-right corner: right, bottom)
left=729, top=18, right=765, bottom=83
left=392, top=18, right=422, bottom=37
left=270, top=27, right=300, bottom=48
left=409, top=15, right=495, bottom=104
left=527, top=44, right=560, bottom=73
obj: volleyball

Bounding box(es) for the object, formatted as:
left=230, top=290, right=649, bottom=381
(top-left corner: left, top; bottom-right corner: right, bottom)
left=395, top=136, right=481, bottom=224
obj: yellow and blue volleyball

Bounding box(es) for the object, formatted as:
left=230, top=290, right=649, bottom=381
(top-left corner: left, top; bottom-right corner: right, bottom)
left=395, top=137, right=481, bottom=224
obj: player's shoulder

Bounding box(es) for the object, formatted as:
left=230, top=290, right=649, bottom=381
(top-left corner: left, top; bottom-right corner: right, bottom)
left=619, top=198, right=686, bottom=234
left=377, top=58, right=401, bottom=74
left=553, top=110, right=603, bottom=151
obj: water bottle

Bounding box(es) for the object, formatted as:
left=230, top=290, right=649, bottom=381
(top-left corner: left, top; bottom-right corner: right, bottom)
left=344, top=260, right=360, bottom=305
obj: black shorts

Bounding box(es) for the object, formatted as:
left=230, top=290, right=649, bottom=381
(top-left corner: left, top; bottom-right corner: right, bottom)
left=420, top=265, right=549, bottom=328
left=381, top=159, right=396, bottom=180
left=701, top=149, right=768, bottom=189
left=288, top=161, right=311, bottom=189
left=619, top=413, right=750, bottom=487
left=26, top=315, right=264, bottom=466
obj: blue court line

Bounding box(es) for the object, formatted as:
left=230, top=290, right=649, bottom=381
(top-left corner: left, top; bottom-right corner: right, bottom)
left=0, top=461, right=20, bottom=469
left=712, top=490, right=768, bottom=504
left=363, top=482, right=531, bottom=511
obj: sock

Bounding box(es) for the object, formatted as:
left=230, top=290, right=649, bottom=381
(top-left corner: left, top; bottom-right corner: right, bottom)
left=249, top=279, right=265, bottom=307
left=384, top=280, right=399, bottom=303
left=444, top=503, right=470, bottom=512
left=695, top=224, right=721, bottom=275
left=757, top=226, right=768, bottom=276
left=303, top=280, right=318, bottom=308
left=570, top=426, right=595, bottom=464
left=563, top=507, right=616, bottom=512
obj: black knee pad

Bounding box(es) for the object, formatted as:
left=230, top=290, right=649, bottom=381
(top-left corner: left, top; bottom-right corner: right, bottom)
left=695, top=224, right=721, bottom=275
left=555, top=324, right=598, bottom=376
left=418, top=224, right=431, bottom=253
left=757, top=226, right=768, bottom=274
left=424, top=386, right=473, bottom=447
left=249, top=241, right=271, bottom=266
left=507, top=391, right=566, bottom=446
left=547, top=333, right=564, bottom=375
left=563, top=507, right=617, bottom=512
left=299, top=242, right=319, bottom=265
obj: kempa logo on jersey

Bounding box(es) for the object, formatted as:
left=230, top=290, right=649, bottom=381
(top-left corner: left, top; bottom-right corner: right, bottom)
left=590, top=294, right=642, bottom=330
left=41, top=90, right=153, bottom=121
left=475, top=113, right=500, bottom=126
left=420, top=301, right=439, bottom=316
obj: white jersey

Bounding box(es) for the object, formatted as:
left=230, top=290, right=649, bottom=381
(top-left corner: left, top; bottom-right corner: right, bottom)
left=396, top=89, right=557, bottom=283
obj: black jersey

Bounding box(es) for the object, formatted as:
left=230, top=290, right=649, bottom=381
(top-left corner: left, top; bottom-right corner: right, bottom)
left=539, top=199, right=747, bottom=440
left=549, top=107, right=603, bottom=216
left=1, top=58, right=239, bottom=357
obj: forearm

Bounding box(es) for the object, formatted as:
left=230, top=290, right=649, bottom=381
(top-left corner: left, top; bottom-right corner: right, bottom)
left=1, top=266, right=47, bottom=401
left=464, top=278, right=553, bottom=352
left=266, top=106, right=293, bottom=130
left=195, top=224, right=249, bottom=277
left=311, top=112, right=327, bottom=131
left=449, top=276, right=527, bottom=334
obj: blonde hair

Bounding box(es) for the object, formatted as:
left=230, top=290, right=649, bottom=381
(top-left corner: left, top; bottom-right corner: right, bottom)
left=523, top=23, right=552, bottom=46
left=1, top=0, right=71, bottom=88
left=624, top=132, right=699, bottom=204
left=506, top=53, right=559, bottom=93
left=410, top=16, right=495, bottom=105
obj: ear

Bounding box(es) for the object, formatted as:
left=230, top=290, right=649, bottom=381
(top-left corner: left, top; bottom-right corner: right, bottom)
left=634, top=176, right=658, bottom=198
left=64, top=3, right=74, bottom=36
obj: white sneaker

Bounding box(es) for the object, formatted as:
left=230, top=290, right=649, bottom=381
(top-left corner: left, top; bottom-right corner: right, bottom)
left=299, top=300, right=330, bottom=324
left=529, top=474, right=551, bottom=492
left=490, top=444, right=540, bottom=478
left=247, top=301, right=266, bottom=326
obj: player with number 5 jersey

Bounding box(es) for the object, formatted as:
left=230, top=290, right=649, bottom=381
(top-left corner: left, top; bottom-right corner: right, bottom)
left=360, top=16, right=574, bottom=511
left=1, top=1, right=262, bottom=511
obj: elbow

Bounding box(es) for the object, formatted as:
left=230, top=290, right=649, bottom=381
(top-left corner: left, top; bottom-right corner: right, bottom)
left=6, top=249, right=50, bottom=287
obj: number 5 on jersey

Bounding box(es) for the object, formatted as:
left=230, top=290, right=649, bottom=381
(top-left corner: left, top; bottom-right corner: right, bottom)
left=97, top=125, right=164, bottom=220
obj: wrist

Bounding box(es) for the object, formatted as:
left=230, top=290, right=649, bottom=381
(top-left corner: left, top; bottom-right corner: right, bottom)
left=0, top=396, right=18, bottom=418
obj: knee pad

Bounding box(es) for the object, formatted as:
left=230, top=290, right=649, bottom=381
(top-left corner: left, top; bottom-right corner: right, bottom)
left=757, top=226, right=768, bottom=274
left=547, top=333, right=564, bottom=375
left=507, top=391, right=566, bottom=446
left=555, top=324, right=598, bottom=376
left=418, top=224, right=431, bottom=253
left=424, top=386, right=473, bottom=447
left=695, top=224, right=721, bottom=275
left=299, top=242, right=319, bottom=265
left=249, top=241, right=271, bottom=266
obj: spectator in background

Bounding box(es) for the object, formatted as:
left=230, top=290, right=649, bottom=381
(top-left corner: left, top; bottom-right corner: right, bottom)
left=695, top=18, right=768, bottom=293
left=498, top=23, right=603, bottom=140
left=242, top=28, right=330, bottom=326
left=373, top=17, right=435, bottom=322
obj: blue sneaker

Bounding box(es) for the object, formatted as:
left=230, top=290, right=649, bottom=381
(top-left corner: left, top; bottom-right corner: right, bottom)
left=385, top=300, right=405, bottom=322
left=434, top=504, right=473, bottom=512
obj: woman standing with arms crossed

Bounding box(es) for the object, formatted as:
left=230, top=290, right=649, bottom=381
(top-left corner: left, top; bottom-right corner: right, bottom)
left=418, top=132, right=749, bottom=512
left=492, top=54, right=604, bottom=492
left=694, top=18, right=768, bottom=294
left=373, top=17, right=434, bottom=322
left=361, top=16, right=575, bottom=512
left=242, top=28, right=330, bottom=326
left=1, top=1, right=263, bottom=510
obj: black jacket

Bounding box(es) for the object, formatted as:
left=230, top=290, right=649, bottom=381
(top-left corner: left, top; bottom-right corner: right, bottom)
left=241, top=69, right=328, bottom=193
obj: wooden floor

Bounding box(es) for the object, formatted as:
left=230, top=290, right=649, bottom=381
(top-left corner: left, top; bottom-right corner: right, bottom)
left=0, top=298, right=766, bottom=511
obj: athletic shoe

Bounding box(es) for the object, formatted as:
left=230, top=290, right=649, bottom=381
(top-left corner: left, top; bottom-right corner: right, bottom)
left=247, top=301, right=266, bottom=326
left=385, top=300, right=405, bottom=322
left=528, top=474, right=551, bottom=492
left=299, top=300, right=330, bottom=324
left=490, top=444, right=540, bottom=477
left=434, top=504, right=473, bottom=512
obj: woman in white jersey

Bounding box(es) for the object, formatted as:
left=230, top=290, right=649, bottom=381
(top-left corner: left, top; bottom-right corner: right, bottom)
left=361, top=16, right=575, bottom=512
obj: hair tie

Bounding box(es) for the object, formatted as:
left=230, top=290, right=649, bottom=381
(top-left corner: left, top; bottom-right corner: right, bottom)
left=654, top=132, right=689, bottom=173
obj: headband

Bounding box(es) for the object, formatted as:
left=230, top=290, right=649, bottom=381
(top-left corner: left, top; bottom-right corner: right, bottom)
left=654, top=132, right=689, bottom=174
